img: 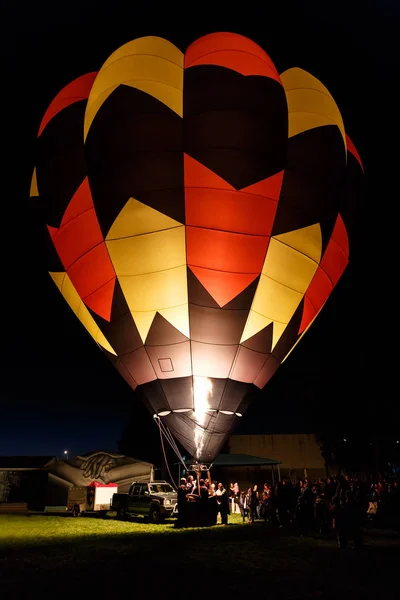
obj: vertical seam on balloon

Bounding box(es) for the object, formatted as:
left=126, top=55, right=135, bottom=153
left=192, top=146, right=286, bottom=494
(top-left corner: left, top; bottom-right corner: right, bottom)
left=182, top=64, right=195, bottom=414
left=239, top=173, right=284, bottom=379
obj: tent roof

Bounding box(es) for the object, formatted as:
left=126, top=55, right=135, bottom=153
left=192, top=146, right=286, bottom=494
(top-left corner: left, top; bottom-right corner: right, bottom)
left=179, top=453, right=281, bottom=467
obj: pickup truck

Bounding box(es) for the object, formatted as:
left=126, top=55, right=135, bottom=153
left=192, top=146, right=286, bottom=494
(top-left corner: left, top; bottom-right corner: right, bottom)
left=111, top=481, right=178, bottom=524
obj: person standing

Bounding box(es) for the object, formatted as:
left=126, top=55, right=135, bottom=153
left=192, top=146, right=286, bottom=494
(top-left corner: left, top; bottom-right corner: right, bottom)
left=176, top=478, right=188, bottom=528
left=248, top=485, right=259, bottom=523
left=215, top=482, right=230, bottom=525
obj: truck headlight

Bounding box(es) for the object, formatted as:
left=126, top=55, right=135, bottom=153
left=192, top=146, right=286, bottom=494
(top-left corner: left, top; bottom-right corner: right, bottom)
left=165, top=499, right=171, bottom=505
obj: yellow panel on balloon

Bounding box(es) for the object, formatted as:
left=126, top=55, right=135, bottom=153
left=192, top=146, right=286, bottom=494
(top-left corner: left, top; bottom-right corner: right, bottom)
left=49, top=272, right=116, bottom=355
left=252, top=274, right=302, bottom=333
left=101, top=36, right=183, bottom=72
left=262, top=239, right=319, bottom=294
left=106, top=198, right=183, bottom=239
left=120, top=266, right=187, bottom=311
left=119, top=266, right=188, bottom=342
left=274, top=223, right=322, bottom=264
left=131, top=310, right=158, bottom=344
left=159, top=304, right=190, bottom=339
left=131, top=304, right=190, bottom=344
left=281, top=67, right=346, bottom=148
left=240, top=311, right=272, bottom=344
left=30, top=168, right=38, bottom=197
left=106, top=226, right=186, bottom=277
left=84, top=36, right=184, bottom=138
left=272, top=321, right=287, bottom=350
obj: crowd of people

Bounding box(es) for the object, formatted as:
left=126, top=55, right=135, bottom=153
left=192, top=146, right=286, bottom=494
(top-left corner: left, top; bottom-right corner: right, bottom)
left=176, top=476, right=230, bottom=527
left=176, top=473, right=400, bottom=549
left=232, top=475, right=400, bottom=549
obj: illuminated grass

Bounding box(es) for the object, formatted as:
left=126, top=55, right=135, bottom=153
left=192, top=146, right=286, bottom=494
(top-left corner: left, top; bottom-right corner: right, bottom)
left=0, top=512, right=244, bottom=547
left=1, top=514, right=399, bottom=595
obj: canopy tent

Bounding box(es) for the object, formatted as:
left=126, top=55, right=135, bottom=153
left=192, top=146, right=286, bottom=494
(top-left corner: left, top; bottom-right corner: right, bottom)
left=175, top=453, right=282, bottom=486
left=206, top=453, right=281, bottom=467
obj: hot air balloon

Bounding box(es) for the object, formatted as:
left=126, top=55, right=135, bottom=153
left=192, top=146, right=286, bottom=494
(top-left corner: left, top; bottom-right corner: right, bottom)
left=30, top=33, right=364, bottom=465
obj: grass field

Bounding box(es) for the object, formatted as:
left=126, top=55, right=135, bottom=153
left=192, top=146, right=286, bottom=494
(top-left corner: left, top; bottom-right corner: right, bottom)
left=1, top=513, right=399, bottom=598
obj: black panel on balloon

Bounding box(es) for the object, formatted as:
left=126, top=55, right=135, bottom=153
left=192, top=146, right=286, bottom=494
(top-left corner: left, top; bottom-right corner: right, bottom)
left=272, top=301, right=304, bottom=363
left=146, top=341, right=191, bottom=380
left=254, top=355, right=280, bottom=389
left=120, top=347, right=155, bottom=386
left=32, top=221, right=65, bottom=272
left=162, top=411, right=238, bottom=463
left=285, top=125, right=346, bottom=185
left=319, top=216, right=339, bottom=256
left=200, top=413, right=239, bottom=462
left=36, top=102, right=88, bottom=226
left=242, top=322, right=273, bottom=353
left=191, top=342, right=238, bottom=379
left=189, top=304, right=248, bottom=345
left=237, top=384, right=259, bottom=415
left=110, top=278, right=135, bottom=321
left=145, top=313, right=188, bottom=346
left=90, top=280, right=143, bottom=355
left=231, top=346, right=269, bottom=384
left=272, top=126, right=346, bottom=237
left=159, top=376, right=194, bottom=411
left=220, top=379, right=252, bottom=412
left=184, top=66, right=287, bottom=189
left=187, top=268, right=220, bottom=309
left=137, top=379, right=171, bottom=414
left=85, top=85, right=184, bottom=236
left=99, top=312, right=143, bottom=356
left=206, top=378, right=227, bottom=411
left=223, top=276, right=260, bottom=311
left=162, top=412, right=198, bottom=458
left=102, top=349, right=138, bottom=390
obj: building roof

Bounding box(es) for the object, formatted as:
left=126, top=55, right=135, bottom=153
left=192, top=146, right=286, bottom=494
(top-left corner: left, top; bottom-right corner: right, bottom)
left=0, top=456, right=55, bottom=469
left=180, top=453, right=281, bottom=468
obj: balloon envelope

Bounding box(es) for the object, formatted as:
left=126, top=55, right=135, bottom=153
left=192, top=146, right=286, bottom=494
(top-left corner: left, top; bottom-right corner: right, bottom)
left=30, top=33, right=364, bottom=462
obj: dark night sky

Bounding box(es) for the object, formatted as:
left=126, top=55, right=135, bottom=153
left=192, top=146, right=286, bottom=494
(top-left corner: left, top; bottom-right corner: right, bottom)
left=2, top=2, right=398, bottom=459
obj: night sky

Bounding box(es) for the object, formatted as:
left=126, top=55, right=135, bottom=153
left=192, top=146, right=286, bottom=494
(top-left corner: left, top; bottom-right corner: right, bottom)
left=3, top=2, right=398, bottom=459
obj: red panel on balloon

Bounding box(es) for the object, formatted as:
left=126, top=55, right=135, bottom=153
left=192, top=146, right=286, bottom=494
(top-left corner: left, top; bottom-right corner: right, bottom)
left=185, top=154, right=283, bottom=236
left=82, top=278, right=116, bottom=321
left=298, top=295, right=318, bottom=334
left=320, top=241, right=348, bottom=289
left=184, top=32, right=281, bottom=83
left=47, top=178, right=103, bottom=270
left=189, top=266, right=258, bottom=308
left=186, top=187, right=278, bottom=236
left=47, top=178, right=117, bottom=321
left=184, top=153, right=233, bottom=191
left=38, top=72, right=97, bottom=137
left=60, top=178, right=95, bottom=226
left=67, top=244, right=116, bottom=314
left=330, top=214, right=349, bottom=260
left=241, top=170, right=283, bottom=201
left=346, top=135, right=364, bottom=172
left=48, top=209, right=103, bottom=271
left=301, top=267, right=332, bottom=333
left=186, top=227, right=267, bottom=273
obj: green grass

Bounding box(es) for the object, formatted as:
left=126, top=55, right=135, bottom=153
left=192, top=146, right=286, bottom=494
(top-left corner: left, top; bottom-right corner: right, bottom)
left=1, top=513, right=399, bottom=597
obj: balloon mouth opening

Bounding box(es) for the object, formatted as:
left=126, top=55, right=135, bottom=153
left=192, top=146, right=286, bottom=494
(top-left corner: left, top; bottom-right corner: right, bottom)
left=153, top=409, right=242, bottom=418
